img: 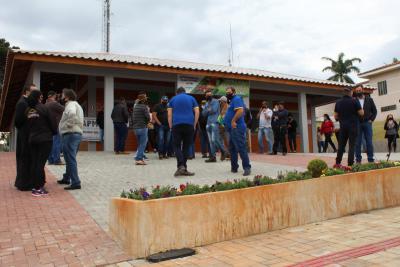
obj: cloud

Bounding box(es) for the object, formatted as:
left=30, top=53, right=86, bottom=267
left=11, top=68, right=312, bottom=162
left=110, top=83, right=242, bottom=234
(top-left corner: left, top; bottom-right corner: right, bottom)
left=0, top=0, right=399, bottom=81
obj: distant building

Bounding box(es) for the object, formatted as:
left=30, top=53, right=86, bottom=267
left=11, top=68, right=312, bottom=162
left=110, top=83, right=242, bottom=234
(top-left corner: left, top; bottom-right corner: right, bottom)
left=359, top=61, right=400, bottom=121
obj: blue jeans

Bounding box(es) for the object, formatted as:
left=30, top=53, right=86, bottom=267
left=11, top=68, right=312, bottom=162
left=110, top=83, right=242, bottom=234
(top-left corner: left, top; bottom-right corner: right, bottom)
left=48, top=133, right=62, bottom=164
left=99, top=128, right=104, bottom=144
left=228, top=127, right=251, bottom=171
left=356, top=121, right=374, bottom=163
left=199, top=127, right=210, bottom=155
left=258, top=127, right=273, bottom=153
left=62, top=133, right=82, bottom=187
left=206, top=123, right=226, bottom=157
left=114, top=122, right=128, bottom=152
left=156, top=125, right=171, bottom=156
left=134, top=128, right=148, bottom=161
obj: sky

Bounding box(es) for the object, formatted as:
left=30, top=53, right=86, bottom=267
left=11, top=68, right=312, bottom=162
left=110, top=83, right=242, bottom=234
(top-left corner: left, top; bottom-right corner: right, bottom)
left=1, top=0, right=399, bottom=82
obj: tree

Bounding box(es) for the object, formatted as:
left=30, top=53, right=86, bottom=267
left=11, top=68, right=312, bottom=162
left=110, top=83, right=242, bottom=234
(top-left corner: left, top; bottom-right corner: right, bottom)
left=0, top=38, right=19, bottom=88
left=321, top=52, right=361, bottom=84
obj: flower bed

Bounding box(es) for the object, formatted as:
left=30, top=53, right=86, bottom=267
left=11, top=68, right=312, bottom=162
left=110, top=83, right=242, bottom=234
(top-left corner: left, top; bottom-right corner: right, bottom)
left=120, top=160, right=400, bottom=201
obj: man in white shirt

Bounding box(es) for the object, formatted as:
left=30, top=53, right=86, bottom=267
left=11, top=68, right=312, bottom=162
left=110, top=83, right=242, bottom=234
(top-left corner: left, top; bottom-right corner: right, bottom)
left=257, top=101, right=273, bottom=154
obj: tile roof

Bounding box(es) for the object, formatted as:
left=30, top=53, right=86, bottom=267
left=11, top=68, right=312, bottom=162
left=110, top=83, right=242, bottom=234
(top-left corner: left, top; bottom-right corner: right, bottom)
left=359, top=60, right=400, bottom=77
left=13, top=49, right=359, bottom=87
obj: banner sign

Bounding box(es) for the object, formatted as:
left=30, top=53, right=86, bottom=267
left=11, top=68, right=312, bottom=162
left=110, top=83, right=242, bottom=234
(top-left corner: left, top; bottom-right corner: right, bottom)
left=177, top=75, right=250, bottom=97
left=83, top=117, right=100, bottom=141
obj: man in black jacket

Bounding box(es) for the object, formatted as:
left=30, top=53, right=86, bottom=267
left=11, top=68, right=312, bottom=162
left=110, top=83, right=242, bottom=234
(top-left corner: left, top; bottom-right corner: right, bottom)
left=14, top=84, right=37, bottom=191
left=354, top=85, right=377, bottom=163
left=271, top=102, right=289, bottom=155
left=111, top=97, right=129, bottom=154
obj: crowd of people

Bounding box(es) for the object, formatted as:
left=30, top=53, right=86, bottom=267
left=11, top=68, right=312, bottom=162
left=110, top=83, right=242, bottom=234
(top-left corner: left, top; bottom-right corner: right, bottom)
left=15, top=84, right=84, bottom=196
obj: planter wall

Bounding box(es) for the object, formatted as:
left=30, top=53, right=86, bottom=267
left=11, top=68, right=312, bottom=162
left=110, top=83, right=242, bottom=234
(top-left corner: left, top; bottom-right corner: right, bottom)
left=109, top=167, right=400, bottom=258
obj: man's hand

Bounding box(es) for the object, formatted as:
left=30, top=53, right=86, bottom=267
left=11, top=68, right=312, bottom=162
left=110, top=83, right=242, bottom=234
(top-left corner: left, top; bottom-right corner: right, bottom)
left=231, top=120, right=237, bottom=129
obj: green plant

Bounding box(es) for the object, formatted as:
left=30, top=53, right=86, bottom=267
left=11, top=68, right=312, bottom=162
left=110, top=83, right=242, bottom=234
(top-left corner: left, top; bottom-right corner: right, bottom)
left=307, top=159, right=328, bottom=178
left=323, top=168, right=346, bottom=177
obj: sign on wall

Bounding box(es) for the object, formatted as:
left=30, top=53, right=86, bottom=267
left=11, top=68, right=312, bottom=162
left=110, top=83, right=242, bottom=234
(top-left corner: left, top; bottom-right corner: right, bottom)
left=177, top=75, right=250, bottom=97
left=83, top=117, right=100, bottom=141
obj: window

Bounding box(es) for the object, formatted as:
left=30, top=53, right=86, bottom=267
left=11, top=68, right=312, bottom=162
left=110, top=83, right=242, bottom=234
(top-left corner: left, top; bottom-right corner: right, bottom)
left=378, top=81, right=387, bottom=95
left=381, top=105, right=396, bottom=112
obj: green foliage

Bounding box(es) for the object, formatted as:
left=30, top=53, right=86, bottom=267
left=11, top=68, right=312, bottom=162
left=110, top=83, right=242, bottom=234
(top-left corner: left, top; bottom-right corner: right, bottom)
left=0, top=38, right=19, bottom=86
left=151, top=185, right=177, bottom=199
left=322, top=52, right=361, bottom=84
left=181, top=184, right=207, bottom=195
left=323, top=168, right=346, bottom=176
left=307, top=159, right=328, bottom=178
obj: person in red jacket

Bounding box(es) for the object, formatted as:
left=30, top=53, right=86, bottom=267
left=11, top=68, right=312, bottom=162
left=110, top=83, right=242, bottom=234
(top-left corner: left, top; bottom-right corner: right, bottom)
left=321, top=114, right=337, bottom=153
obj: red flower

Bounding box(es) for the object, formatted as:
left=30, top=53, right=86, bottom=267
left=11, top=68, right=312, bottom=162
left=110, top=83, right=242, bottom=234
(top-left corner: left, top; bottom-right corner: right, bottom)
left=179, top=184, right=186, bottom=191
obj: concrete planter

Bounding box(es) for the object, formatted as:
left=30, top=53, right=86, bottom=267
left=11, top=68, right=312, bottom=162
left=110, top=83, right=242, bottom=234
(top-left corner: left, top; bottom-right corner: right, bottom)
left=109, top=167, right=400, bottom=258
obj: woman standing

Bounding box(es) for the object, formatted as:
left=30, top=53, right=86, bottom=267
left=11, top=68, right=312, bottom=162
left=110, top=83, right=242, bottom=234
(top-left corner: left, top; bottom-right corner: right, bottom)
left=132, top=92, right=150, bottom=165
left=321, top=114, right=337, bottom=153
left=384, top=114, right=399, bottom=156
left=26, top=90, right=57, bottom=196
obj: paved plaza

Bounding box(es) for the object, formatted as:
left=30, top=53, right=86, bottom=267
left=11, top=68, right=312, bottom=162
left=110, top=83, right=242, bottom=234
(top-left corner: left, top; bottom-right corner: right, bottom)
left=2, top=151, right=400, bottom=266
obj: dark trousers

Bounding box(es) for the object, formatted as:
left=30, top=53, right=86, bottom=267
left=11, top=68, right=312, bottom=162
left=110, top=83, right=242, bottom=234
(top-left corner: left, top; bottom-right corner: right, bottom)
left=273, top=127, right=287, bottom=154
left=30, top=142, right=52, bottom=190
left=288, top=132, right=296, bottom=152
left=15, top=129, right=32, bottom=190
left=387, top=135, right=397, bottom=153
left=323, top=133, right=337, bottom=152
left=114, top=122, right=128, bottom=152
left=172, top=124, right=194, bottom=169
left=336, top=124, right=357, bottom=166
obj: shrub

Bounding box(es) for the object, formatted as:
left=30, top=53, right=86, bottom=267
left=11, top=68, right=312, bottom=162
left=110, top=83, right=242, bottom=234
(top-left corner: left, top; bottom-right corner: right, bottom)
left=307, top=159, right=328, bottom=178
left=323, top=168, right=346, bottom=177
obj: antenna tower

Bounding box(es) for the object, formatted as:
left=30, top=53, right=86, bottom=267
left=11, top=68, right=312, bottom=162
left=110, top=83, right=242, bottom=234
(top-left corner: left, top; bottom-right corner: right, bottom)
left=102, top=0, right=111, bottom=52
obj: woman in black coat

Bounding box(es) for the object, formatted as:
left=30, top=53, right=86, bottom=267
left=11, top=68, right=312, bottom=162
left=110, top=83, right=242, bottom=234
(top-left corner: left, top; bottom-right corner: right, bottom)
left=384, top=114, right=399, bottom=156
left=26, top=90, right=58, bottom=196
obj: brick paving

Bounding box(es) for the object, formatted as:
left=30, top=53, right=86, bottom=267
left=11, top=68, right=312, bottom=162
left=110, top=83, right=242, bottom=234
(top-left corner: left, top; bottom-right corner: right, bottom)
left=0, top=153, right=130, bottom=267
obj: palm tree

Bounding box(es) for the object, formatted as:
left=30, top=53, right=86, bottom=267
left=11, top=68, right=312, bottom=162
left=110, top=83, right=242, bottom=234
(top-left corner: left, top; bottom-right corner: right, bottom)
left=321, top=52, right=361, bottom=84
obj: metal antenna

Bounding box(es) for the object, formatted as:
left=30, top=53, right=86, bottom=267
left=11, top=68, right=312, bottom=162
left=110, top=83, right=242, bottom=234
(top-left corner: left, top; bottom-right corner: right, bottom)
left=102, top=0, right=111, bottom=52
left=228, top=23, right=234, bottom=67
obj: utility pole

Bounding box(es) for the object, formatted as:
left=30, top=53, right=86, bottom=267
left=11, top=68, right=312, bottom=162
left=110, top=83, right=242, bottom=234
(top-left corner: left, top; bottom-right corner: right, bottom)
left=102, top=0, right=111, bottom=52
left=228, top=23, right=234, bottom=67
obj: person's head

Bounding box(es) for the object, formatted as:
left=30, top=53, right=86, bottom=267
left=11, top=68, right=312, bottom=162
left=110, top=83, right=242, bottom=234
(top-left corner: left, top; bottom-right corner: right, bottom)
left=344, top=87, right=353, bottom=96
left=288, top=113, right=293, bottom=120
left=354, top=85, right=364, bottom=98
left=261, top=101, right=267, bottom=108
left=225, top=87, right=236, bottom=100
left=323, top=114, right=331, bottom=121
left=27, top=90, right=43, bottom=108
left=387, top=114, right=394, bottom=121
left=219, top=96, right=227, bottom=105
left=23, top=84, right=37, bottom=97
left=47, top=90, right=57, bottom=102
left=62, top=88, right=77, bottom=102
left=176, top=87, right=186, bottom=95
left=278, top=101, right=285, bottom=110
left=201, top=100, right=207, bottom=108
left=317, top=126, right=321, bottom=131
left=161, top=96, right=168, bottom=105
left=205, top=89, right=213, bottom=101
left=137, top=91, right=147, bottom=103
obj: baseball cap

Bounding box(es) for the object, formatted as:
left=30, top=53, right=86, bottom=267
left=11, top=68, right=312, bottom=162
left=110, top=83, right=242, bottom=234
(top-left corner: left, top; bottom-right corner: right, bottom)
left=161, top=96, right=168, bottom=101
left=219, top=96, right=227, bottom=102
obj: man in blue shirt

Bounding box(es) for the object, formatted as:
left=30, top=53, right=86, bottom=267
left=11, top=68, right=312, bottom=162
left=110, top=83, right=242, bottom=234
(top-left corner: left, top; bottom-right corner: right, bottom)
left=168, top=87, right=199, bottom=176
left=334, top=87, right=364, bottom=167
left=223, top=87, right=251, bottom=176
left=202, top=90, right=227, bottom=163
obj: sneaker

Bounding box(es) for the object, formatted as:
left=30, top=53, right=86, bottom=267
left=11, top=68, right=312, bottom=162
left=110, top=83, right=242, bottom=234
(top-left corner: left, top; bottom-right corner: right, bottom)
left=220, top=153, right=226, bottom=161
left=333, top=164, right=342, bottom=169
left=135, top=160, right=147, bottom=165
left=183, top=169, right=195, bottom=176
left=231, top=169, right=238, bottom=173
left=243, top=169, right=251, bottom=176
left=57, top=179, right=70, bottom=185
left=64, top=185, right=81, bottom=190
left=205, top=157, right=217, bottom=163
left=32, top=188, right=48, bottom=197
left=174, top=167, right=186, bottom=177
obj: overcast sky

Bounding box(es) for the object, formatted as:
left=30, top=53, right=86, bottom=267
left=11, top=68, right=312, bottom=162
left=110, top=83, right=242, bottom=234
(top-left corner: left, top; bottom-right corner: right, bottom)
left=1, top=0, right=399, bottom=82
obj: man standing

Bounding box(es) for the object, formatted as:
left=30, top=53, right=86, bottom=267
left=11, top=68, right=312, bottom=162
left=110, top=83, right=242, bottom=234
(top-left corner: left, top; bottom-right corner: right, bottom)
left=153, top=96, right=170, bottom=159
left=354, top=85, right=377, bottom=163
left=202, top=90, right=227, bottom=162
left=132, top=92, right=150, bottom=165
left=14, top=84, right=37, bottom=191
left=334, top=87, right=364, bottom=167
left=257, top=101, right=273, bottom=154
left=198, top=100, right=210, bottom=158
left=271, top=101, right=289, bottom=155
left=46, top=91, right=65, bottom=165
left=168, top=87, right=199, bottom=176
left=111, top=97, right=129, bottom=154
left=287, top=114, right=298, bottom=153
left=224, top=87, right=251, bottom=176
left=57, top=89, right=84, bottom=190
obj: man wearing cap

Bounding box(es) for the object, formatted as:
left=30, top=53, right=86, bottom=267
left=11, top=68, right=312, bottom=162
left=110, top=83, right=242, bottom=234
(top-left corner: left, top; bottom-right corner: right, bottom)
left=334, top=87, right=364, bottom=167
left=271, top=101, right=289, bottom=156
left=224, top=87, right=251, bottom=176
left=153, top=96, right=171, bottom=159
left=202, top=89, right=227, bottom=162
left=45, top=91, right=65, bottom=165
left=168, top=87, right=199, bottom=176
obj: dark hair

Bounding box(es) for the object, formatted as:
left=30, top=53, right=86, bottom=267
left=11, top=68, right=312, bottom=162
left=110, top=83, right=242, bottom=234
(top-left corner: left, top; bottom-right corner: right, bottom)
left=205, top=89, right=213, bottom=94
left=176, top=87, right=186, bottom=94
left=386, top=114, right=394, bottom=122
left=62, top=88, right=77, bottom=101
left=119, top=97, right=126, bottom=103
left=324, top=114, right=331, bottom=121
left=226, top=86, right=236, bottom=92
left=47, top=90, right=56, bottom=97
left=24, top=83, right=36, bottom=94
left=27, top=90, right=42, bottom=108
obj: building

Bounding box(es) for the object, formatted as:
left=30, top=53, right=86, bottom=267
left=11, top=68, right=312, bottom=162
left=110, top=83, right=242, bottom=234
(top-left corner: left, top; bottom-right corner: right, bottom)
left=359, top=61, right=400, bottom=121
left=0, top=49, right=364, bottom=153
